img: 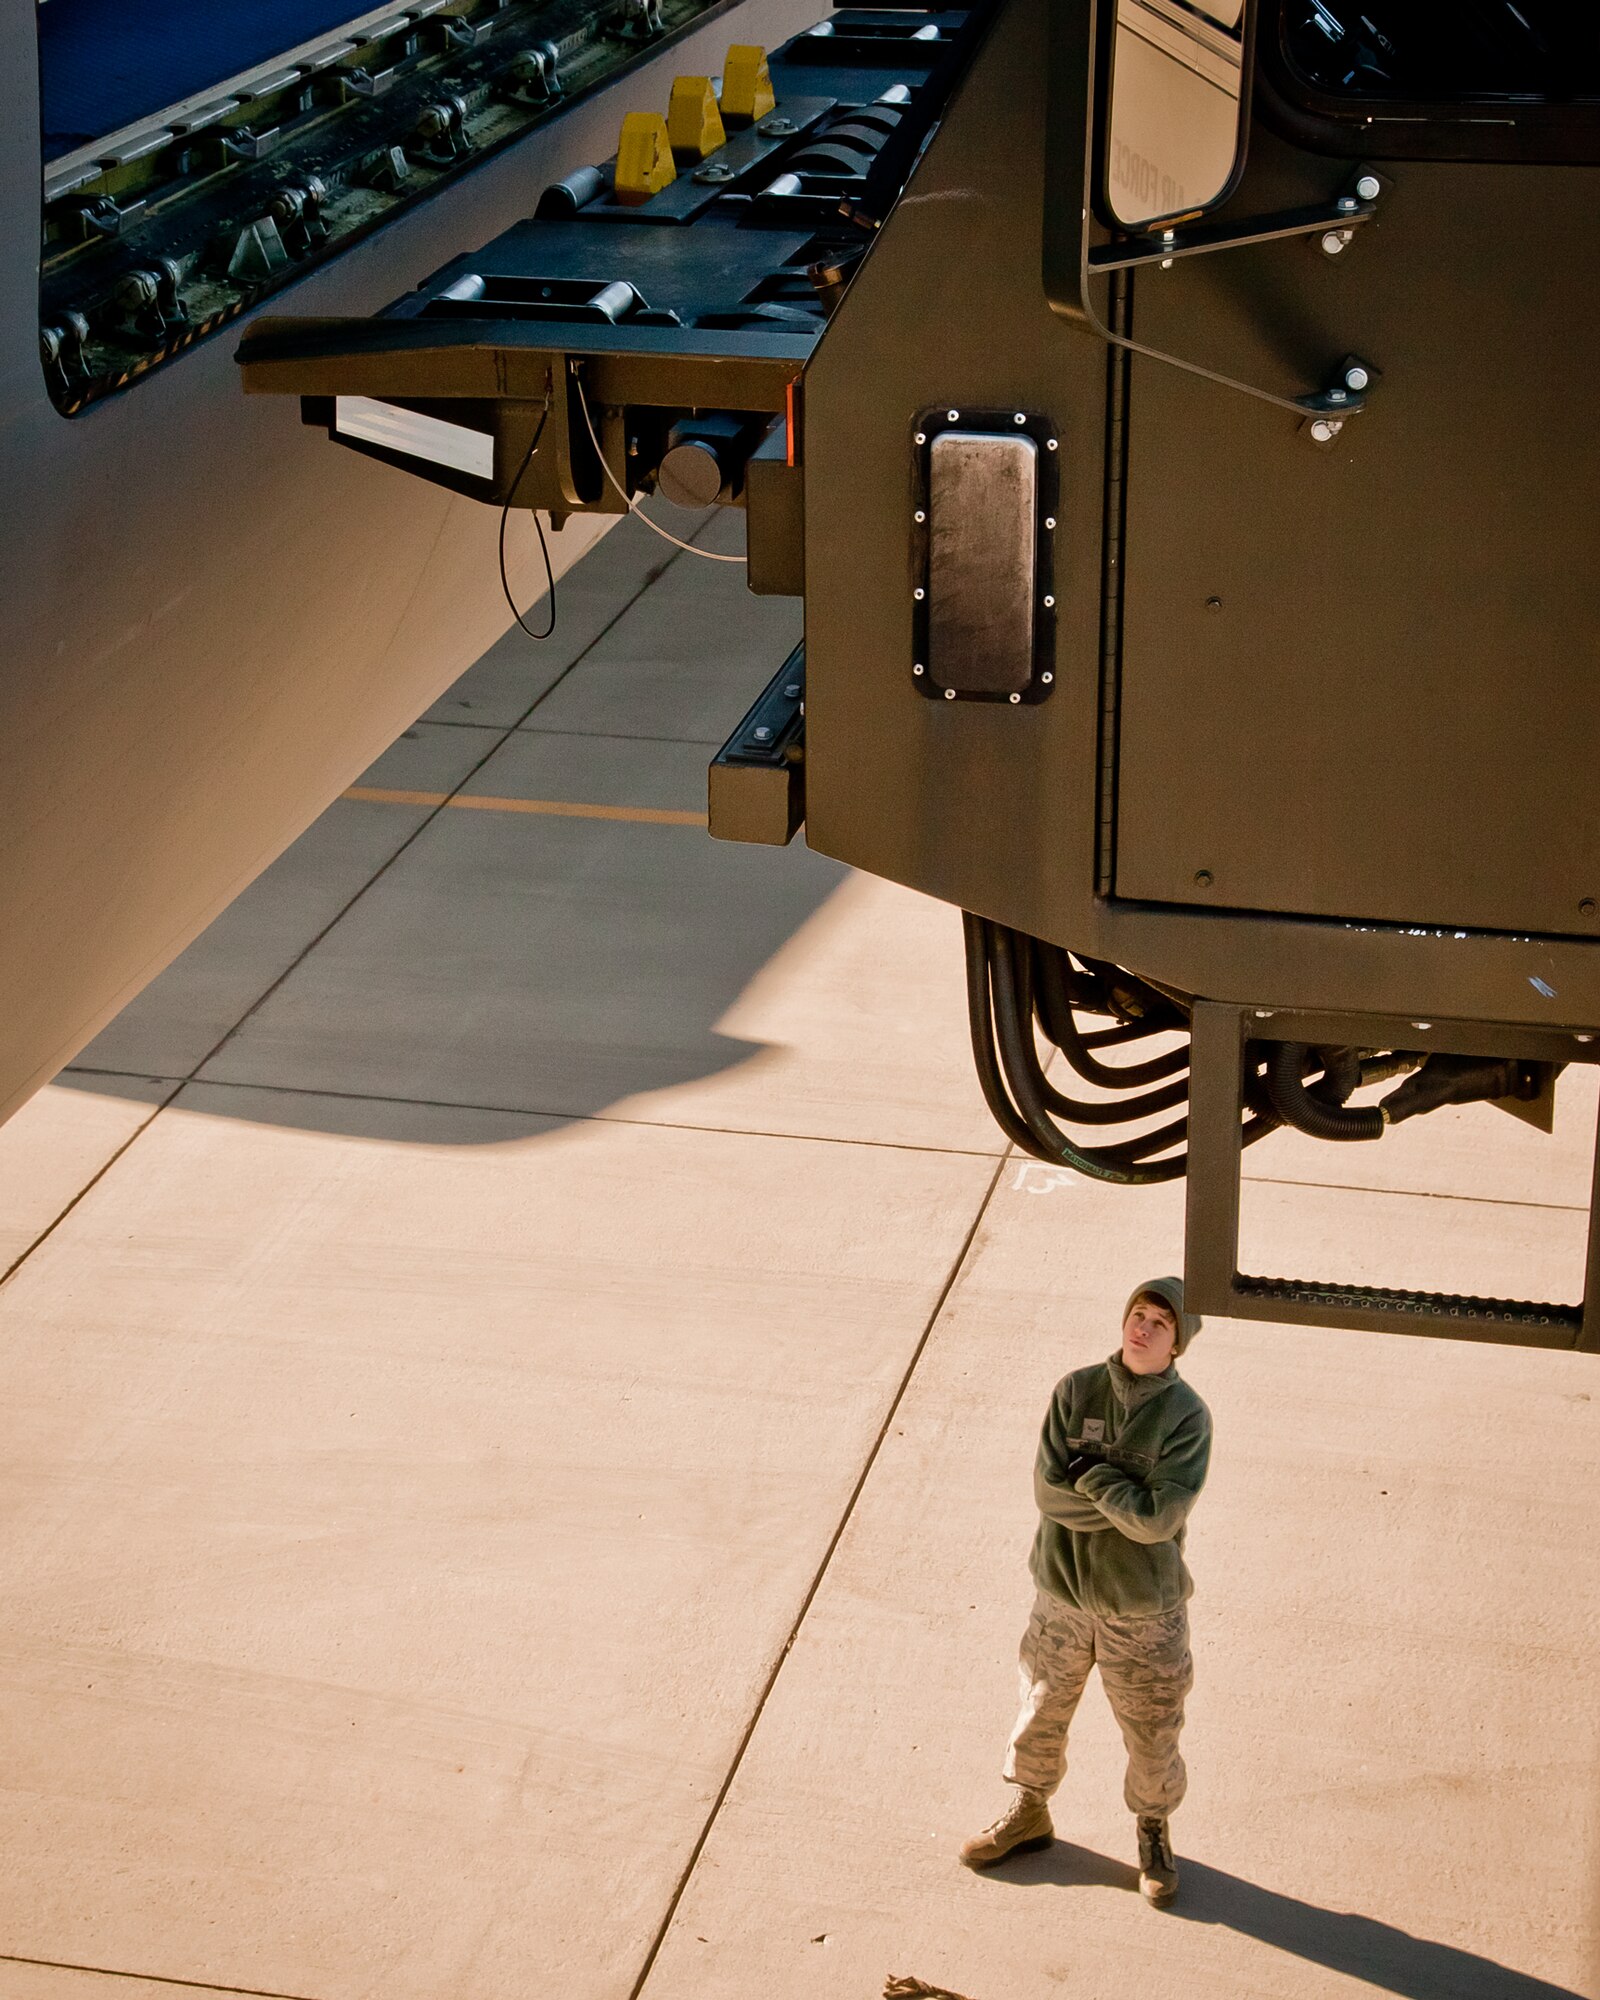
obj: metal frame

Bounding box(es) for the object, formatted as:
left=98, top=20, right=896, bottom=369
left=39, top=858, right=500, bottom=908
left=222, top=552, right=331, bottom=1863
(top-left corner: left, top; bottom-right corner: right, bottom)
left=1185, top=1001, right=1600, bottom=1351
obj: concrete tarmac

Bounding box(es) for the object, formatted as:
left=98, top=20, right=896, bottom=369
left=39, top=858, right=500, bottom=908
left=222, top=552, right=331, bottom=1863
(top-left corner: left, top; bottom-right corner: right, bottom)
left=1, top=513, right=1596, bottom=2000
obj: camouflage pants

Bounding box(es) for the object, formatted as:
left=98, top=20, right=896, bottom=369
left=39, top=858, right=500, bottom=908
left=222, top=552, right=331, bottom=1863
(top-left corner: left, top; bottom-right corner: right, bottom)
left=1002, top=1589, right=1192, bottom=1816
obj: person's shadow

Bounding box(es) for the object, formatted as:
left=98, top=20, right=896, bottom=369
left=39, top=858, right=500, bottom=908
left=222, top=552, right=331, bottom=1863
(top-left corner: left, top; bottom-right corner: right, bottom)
left=991, top=1841, right=1589, bottom=1999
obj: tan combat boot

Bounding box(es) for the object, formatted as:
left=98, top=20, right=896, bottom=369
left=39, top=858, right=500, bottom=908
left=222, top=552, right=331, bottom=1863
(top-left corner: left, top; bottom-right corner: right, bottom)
left=1136, top=1815, right=1178, bottom=1904
left=958, top=1788, right=1053, bottom=1868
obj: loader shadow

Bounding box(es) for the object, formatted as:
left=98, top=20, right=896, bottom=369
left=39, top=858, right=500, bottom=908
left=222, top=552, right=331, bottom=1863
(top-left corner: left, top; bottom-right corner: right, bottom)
left=60, top=820, right=850, bottom=1146
left=997, top=1843, right=1588, bottom=2000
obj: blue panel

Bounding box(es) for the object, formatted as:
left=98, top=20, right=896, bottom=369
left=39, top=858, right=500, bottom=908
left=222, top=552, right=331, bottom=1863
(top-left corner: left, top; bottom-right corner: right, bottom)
left=39, top=0, right=373, bottom=158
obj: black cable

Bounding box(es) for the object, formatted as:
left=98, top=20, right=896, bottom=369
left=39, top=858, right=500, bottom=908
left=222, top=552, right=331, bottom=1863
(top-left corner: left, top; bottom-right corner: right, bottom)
left=498, top=394, right=556, bottom=641
left=986, top=924, right=1187, bottom=1183
left=961, top=915, right=1282, bottom=1181
left=1034, top=942, right=1189, bottom=1088
left=1267, top=1041, right=1385, bottom=1141
left=1003, top=937, right=1190, bottom=1127
left=962, top=911, right=1048, bottom=1157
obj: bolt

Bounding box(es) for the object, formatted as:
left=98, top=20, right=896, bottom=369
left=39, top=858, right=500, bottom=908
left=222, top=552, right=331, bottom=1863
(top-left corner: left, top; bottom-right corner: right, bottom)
left=1412, top=1021, right=1432, bottom=1031
left=1355, top=173, right=1381, bottom=202
left=1044, top=516, right=1056, bottom=530
left=1013, top=412, right=1026, bottom=425
left=1041, top=671, right=1054, bottom=684
left=1320, top=230, right=1348, bottom=256
left=693, top=162, right=736, bottom=183
left=1577, top=1033, right=1596, bottom=1043
left=943, top=688, right=956, bottom=701
left=1008, top=692, right=1021, bottom=704
left=1328, top=387, right=1348, bottom=404
left=1194, top=869, right=1214, bottom=888
left=947, top=409, right=960, bottom=421
left=752, top=725, right=772, bottom=742
left=1582, top=898, right=1597, bottom=915
left=1205, top=595, right=1222, bottom=612
left=1046, top=438, right=1058, bottom=451
left=1337, top=194, right=1358, bottom=213
left=913, top=587, right=925, bottom=601
left=1344, top=362, right=1370, bottom=392
left=912, top=663, right=925, bottom=675
left=1043, top=594, right=1055, bottom=608
left=1160, top=228, right=1175, bottom=243
left=761, top=115, right=796, bottom=134
left=1308, top=418, right=1343, bottom=444
left=914, top=432, right=926, bottom=444
left=783, top=683, right=800, bottom=698
left=914, top=509, right=926, bottom=523
left=1253, top=1008, right=1273, bottom=1019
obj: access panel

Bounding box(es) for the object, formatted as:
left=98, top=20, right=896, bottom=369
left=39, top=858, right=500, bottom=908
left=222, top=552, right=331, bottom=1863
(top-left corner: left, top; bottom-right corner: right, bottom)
left=1113, top=149, right=1600, bottom=940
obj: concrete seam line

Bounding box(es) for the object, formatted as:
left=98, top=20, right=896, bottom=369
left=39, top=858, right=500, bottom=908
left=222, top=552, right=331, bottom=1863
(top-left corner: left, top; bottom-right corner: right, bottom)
left=169, top=1076, right=1009, bottom=1160
left=0, top=1084, right=180, bottom=1296
left=625, top=1145, right=1017, bottom=2000
left=185, top=538, right=688, bottom=1084
left=0, top=1951, right=327, bottom=2000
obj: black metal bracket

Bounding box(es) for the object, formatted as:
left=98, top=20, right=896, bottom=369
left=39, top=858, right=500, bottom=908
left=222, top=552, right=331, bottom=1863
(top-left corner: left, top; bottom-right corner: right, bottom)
left=1184, top=1001, right=1600, bottom=1351
left=1086, top=170, right=1383, bottom=275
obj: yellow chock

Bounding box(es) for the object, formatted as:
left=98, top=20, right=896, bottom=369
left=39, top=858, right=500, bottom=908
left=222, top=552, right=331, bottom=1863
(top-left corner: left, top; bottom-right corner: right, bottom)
left=720, top=45, right=775, bottom=127
left=667, top=75, right=725, bottom=161
left=614, top=110, right=677, bottom=203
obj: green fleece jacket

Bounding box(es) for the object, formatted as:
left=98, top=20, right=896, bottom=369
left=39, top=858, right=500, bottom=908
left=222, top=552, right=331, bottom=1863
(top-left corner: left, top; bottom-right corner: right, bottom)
left=1029, top=1352, right=1211, bottom=1618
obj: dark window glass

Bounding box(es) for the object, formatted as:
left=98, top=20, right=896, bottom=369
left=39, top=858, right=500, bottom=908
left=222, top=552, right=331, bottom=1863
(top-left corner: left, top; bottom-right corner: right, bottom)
left=1281, top=1, right=1600, bottom=102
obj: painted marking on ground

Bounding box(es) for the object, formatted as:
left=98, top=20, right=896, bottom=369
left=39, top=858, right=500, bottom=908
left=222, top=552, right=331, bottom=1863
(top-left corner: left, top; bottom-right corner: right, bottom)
left=344, top=786, right=706, bottom=826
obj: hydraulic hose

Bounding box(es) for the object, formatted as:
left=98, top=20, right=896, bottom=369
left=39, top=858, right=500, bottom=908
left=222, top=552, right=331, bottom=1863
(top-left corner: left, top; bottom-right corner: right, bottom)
left=986, top=925, right=1189, bottom=1182
left=1033, top=943, right=1189, bottom=1089
left=1267, top=1041, right=1385, bottom=1141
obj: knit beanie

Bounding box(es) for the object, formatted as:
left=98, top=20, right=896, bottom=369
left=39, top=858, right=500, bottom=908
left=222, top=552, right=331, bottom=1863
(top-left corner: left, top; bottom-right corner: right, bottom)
left=1124, top=1275, right=1201, bottom=1356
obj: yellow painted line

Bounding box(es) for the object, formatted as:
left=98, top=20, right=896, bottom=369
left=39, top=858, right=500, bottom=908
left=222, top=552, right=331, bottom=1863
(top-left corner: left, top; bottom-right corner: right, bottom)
left=343, top=785, right=707, bottom=826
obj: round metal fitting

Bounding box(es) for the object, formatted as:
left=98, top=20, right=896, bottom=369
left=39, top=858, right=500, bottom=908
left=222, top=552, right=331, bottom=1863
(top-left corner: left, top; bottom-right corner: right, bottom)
left=946, top=409, right=959, bottom=421
left=1308, top=418, right=1340, bottom=444
left=913, top=587, right=925, bottom=601
left=943, top=688, right=956, bottom=700
left=1344, top=363, right=1370, bottom=392
left=1013, top=412, right=1026, bottom=425
left=1582, top=898, right=1597, bottom=915
left=914, top=509, right=926, bottom=523
left=1577, top=1033, right=1596, bottom=1044
left=912, top=663, right=924, bottom=675
left=1412, top=1021, right=1432, bottom=1031
left=1205, top=595, right=1222, bottom=611
left=1194, top=869, right=1214, bottom=888
left=761, top=115, right=796, bottom=134
left=1355, top=173, right=1381, bottom=201
left=1008, top=692, right=1021, bottom=704
left=1044, top=516, right=1056, bottom=530
left=1320, top=230, right=1348, bottom=256
left=1042, top=594, right=1055, bottom=608
left=1040, top=671, right=1053, bottom=684
left=1337, top=194, right=1357, bottom=213
left=914, top=431, right=926, bottom=444
left=1046, top=438, right=1058, bottom=451
left=693, top=162, right=736, bottom=183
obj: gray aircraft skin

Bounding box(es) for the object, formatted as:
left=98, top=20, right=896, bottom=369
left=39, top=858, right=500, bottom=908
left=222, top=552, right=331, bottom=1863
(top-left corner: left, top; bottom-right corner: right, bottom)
left=0, top=0, right=809, bottom=1128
